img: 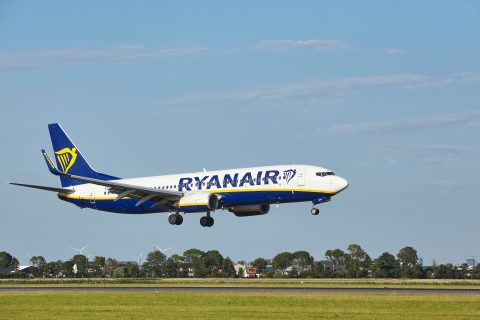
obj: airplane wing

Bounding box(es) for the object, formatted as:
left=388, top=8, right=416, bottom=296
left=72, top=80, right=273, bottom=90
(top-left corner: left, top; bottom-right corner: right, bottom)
left=41, top=149, right=182, bottom=207
left=9, top=182, right=74, bottom=194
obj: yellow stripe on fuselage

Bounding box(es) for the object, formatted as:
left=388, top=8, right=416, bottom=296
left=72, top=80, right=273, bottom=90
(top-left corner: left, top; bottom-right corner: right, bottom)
left=58, top=188, right=333, bottom=201
left=179, top=202, right=208, bottom=207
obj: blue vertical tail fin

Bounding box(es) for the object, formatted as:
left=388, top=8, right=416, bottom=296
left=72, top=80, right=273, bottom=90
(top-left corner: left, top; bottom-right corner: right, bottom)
left=48, top=123, right=118, bottom=187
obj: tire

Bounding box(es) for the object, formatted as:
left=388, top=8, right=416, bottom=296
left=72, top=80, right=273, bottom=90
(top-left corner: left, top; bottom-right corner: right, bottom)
left=200, top=216, right=209, bottom=227
left=175, top=215, right=183, bottom=225
left=311, top=208, right=319, bottom=216
left=168, top=214, right=178, bottom=225
left=207, top=216, right=214, bottom=227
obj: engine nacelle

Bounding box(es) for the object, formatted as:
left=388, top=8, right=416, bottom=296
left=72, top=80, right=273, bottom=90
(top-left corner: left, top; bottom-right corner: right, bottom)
left=177, top=193, right=219, bottom=213
left=229, top=204, right=270, bottom=217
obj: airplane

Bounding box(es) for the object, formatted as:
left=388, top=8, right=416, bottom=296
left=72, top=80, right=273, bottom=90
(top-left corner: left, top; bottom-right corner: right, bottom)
left=10, top=123, right=349, bottom=227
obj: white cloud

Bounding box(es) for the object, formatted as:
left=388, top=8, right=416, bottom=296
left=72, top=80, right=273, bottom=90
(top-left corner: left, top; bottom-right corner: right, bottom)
left=255, top=39, right=344, bottom=52
left=163, top=73, right=480, bottom=108
left=0, top=45, right=207, bottom=71
left=375, top=143, right=466, bottom=166
left=419, top=155, right=460, bottom=166
left=322, top=110, right=480, bottom=135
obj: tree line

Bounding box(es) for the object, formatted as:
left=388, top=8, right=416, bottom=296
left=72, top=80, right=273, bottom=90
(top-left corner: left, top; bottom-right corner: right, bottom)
left=1, top=244, right=479, bottom=279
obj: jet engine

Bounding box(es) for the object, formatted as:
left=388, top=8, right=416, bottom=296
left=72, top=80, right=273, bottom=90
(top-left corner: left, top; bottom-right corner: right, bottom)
left=177, top=193, right=219, bottom=213
left=228, top=204, right=270, bottom=217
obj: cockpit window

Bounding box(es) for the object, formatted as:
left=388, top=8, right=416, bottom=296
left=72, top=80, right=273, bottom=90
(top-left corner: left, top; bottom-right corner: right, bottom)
left=316, top=172, right=335, bottom=177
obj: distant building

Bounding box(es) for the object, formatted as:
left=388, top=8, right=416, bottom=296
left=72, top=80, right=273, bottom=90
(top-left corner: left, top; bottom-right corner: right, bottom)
left=178, top=263, right=194, bottom=277
left=466, top=259, right=476, bottom=268
left=233, top=263, right=245, bottom=275
left=16, top=265, right=38, bottom=277
left=0, top=266, right=11, bottom=275
left=264, top=265, right=274, bottom=273
left=418, top=258, right=423, bottom=267
left=244, top=267, right=258, bottom=278
left=322, top=260, right=334, bottom=271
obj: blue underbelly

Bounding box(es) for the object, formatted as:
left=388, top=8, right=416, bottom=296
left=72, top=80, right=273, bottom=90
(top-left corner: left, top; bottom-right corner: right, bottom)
left=218, top=190, right=326, bottom=206
left=58, top=190, right=329, bottom=214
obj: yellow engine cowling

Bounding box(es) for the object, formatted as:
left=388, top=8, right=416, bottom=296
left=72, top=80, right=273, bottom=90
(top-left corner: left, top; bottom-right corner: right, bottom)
left=177, top=193, right=219, bottom=213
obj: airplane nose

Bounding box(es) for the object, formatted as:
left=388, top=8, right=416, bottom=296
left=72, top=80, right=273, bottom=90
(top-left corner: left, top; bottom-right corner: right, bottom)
left=334, top=176, right=349, bottom=193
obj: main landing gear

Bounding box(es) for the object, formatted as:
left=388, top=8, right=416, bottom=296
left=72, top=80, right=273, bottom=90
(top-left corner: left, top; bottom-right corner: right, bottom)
left=311, top=207, right=319, bottom=215
left=200, top=212, right=214, bottom=227
left=168, top=213, right=183, bottom=225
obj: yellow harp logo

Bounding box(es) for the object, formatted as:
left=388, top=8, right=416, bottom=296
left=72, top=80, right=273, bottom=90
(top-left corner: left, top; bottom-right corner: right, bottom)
left=55, top=148, right=77, bottom=173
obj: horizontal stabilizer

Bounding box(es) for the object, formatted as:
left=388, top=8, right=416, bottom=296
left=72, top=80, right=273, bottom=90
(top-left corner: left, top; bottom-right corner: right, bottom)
left=9, top=182, right=74, bottom=194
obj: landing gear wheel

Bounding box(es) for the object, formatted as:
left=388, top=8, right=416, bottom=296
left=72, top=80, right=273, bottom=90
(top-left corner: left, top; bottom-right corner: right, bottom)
left=200, top=216, right=209, bottom=227
left=175, top=214, right=183, bottom=225
left=168, top=214, right=178, bottom=225
left=311, top=207, right=319, bottom=215
left=207, top=216, right=214, bottom=227
left=200, top=216, right=214, bottom=227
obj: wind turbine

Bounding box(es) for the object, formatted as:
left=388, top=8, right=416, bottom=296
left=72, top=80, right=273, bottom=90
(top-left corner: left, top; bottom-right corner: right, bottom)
left=70, top=244, right=89, bottom=256
left=25, top=253, right=32, bottom=264
left=134, top=252, right=143, bottom=269
left=153, top=244, right=171, bottom=254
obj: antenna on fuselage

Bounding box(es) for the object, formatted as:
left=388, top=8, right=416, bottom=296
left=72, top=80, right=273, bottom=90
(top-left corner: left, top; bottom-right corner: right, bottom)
left=203, top=168, right=207, bottom=172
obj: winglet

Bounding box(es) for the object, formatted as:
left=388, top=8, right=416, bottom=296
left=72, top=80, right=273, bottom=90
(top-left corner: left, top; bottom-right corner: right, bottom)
left=42, top=149, right=61, bottom=175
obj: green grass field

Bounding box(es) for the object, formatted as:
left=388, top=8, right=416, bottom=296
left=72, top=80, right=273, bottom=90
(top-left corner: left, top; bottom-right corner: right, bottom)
left=1, top=291, right=479, bottom=319
left=2, top=278, right=480, bottom=289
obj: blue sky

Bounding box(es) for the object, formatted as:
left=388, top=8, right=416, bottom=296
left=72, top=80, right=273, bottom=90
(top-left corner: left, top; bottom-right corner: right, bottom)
left=1, top=1, right=479, bottom=265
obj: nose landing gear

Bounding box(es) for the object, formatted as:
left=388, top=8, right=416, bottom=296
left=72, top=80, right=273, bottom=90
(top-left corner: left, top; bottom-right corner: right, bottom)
left=311, top=207, right=319, bottom=215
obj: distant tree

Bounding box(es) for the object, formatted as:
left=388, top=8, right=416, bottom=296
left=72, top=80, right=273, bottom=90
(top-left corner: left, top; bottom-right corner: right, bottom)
left=0, top=252, right=13, bottom=274
left=397, top=247, right=421, bottom=278
left=61, top=260, right=74, bottom=277
left=432, top=264, right=455, bottom=279
left=112, top=267, right=124, bottom=278
left=183, top=249, right=204, bottom=264
left=30, top=256, right=47, bottom=277
left=273, top=269, right=284, bottom=278
left=346, top=244, right=371, bottom=278
left=0, top=251, right=13, bottom=268
left=456, top=263, right=470, bottom=279
left=252, top=258, right=268, bottom=272
left=91, top=256, right=106, bottom=277
left=292, top=251, right=314, bottom=273
left=221, top=258, right=236, bottom=278
left=203, top=250, right=224, bottom=276
left=237, top=267, right=244, bottom=278
left=311, top=261, right=325, bottom=278
left=146, top=251, right=166, bottom=277
left=125, top=262, right=140, bottom=278
left=325, top=249, right=348, bottom=276
left=164, top=258, right=178, bottom=278
left=472, top=264, right=480, bottom=279
left=71, top=255, right=88, bottom=277
left=46, top=261, right=61, bottom=277
left=272, top=252, right=294, bottom=272
left=11, top=257, right=19, bottom=272
left=105, top=258, right=119, bottom=278
left=286, top=267, right=299, bottom=278
left=373, top=252, right=398, bottom=278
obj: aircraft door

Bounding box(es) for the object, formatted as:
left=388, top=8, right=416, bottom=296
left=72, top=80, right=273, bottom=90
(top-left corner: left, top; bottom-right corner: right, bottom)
left=297, top=170, right=305, bottom=186
left=89, top=191, right=96, bottom=208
